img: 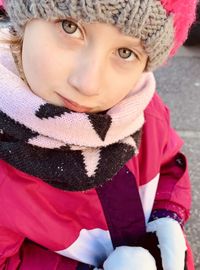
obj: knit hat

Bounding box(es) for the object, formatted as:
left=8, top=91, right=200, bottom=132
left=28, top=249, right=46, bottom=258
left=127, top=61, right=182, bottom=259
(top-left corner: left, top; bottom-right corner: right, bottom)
left=3, top=0, right=197, bottom=70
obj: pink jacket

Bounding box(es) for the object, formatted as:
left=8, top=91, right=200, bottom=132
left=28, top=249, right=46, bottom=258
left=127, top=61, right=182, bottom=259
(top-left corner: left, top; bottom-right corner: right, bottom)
left=0, top=93, right=193, bottom=269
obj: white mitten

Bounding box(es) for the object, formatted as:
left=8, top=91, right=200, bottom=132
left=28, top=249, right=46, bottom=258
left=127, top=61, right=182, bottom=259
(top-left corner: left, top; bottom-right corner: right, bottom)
left=147, top=218, right=187, bottom=270
left=102, top=246, right=157, bottom=270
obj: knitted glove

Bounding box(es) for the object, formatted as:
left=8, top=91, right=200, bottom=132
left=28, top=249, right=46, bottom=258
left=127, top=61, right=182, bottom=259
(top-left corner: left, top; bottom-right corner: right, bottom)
left=96, top=246, right=157, bottom=270
left=147, top=217, right=187, bottom=270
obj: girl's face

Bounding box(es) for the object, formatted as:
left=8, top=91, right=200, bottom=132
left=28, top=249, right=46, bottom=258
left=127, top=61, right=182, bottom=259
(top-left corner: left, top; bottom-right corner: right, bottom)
left=22, top=19, right=148, bottom=113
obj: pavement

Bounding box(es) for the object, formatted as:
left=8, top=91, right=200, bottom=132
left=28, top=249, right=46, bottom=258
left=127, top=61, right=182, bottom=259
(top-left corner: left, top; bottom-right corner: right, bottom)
left=155, top=45, right=200, bottom=269
left=1, top=21, right=200, bottom=268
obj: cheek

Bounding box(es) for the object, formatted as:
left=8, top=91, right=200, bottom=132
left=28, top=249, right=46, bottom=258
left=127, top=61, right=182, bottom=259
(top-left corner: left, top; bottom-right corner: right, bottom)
left=103, top=68, right=144, bottom=109
left=22, top=44, right=55, bottom=87
left=107, top=60, right=144, bottom=91
left=108, top=71, right=141, bottom=96
left=22, top=44, right=78, bottom=98
left=22, top=32, right=68, bottom=90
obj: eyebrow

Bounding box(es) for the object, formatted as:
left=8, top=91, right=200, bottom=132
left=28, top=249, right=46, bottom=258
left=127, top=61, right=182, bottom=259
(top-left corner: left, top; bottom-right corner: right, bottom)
left=120, top=33, right=141, bottom=45
left=114, top=29, right=144, bottom=50
left=115, top=26, right=141, bottom=43
left=120, top=38, right=145, bottom=53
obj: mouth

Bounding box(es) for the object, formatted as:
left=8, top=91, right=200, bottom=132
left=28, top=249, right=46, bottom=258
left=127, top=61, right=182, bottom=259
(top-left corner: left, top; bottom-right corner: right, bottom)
left=57, top=94, right=93, bottom=113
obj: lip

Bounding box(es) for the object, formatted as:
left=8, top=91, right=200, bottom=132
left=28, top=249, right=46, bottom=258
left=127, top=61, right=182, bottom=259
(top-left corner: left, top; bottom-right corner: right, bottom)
left=58, top=94, right=93, bottom=113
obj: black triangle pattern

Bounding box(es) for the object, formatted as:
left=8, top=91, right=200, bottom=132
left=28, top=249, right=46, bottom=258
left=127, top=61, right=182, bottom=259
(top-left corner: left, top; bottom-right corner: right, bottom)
left=0, top=111, right=38, bottom=142
left=35, top=103, right=71, bottom=119
left=88, top=113, right=112, bottom=141
left=0, top=125, right=141, bottom=191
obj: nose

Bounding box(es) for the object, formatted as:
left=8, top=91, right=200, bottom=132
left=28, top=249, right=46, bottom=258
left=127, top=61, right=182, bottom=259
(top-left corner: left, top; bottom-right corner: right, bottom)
left=67, top=52, right=103, bottom=96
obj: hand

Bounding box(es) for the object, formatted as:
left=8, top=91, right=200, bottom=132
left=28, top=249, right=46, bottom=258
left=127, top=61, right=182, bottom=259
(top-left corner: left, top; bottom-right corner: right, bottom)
left=147, top=218, right=186, bottom=270
left=103, top=246, right=157, bottom=270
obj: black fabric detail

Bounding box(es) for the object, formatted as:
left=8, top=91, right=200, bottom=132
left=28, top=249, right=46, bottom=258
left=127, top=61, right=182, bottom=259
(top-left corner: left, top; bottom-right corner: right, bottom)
left=76, top=263, right=93, bottom=270
left=88, top=113, right=112, bottom=141
left=138, top=232, right=163, bottom=270
left=184, top=250, right=188, bottom=270
left=35, top=103, right=71, bottom=119
left=175, top=153, right=186, bottom=168
left=0, top=111, right=38, bottom=142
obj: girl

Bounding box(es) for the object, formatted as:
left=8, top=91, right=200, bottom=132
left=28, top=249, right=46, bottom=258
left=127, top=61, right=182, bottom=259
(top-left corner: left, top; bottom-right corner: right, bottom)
left=0, top=0, right=197, bottom=269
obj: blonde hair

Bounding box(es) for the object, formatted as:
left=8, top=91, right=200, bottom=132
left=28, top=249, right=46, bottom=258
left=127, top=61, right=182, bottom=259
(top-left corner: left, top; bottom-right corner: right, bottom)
left=0, top=24, right=25, bottom=81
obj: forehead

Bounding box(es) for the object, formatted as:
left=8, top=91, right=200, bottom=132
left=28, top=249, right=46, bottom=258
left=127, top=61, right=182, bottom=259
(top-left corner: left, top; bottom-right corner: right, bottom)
left=79, top=20, right=142, bottom=44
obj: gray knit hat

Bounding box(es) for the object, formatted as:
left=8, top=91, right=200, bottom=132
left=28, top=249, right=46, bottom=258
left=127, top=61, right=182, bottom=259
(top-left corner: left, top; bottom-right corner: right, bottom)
left=3, top=0, right=196, bottom=70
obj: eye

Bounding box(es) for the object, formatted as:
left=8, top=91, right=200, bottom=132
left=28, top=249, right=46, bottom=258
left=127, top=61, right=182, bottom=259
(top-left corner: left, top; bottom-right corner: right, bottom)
left=61, top=19, right=82, bottom=38
left=118, top=48, right=137, bottom=61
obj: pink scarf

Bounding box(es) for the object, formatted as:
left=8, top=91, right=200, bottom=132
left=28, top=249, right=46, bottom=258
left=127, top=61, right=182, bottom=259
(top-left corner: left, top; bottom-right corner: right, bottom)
left=0, top=48, right=155, bottom=190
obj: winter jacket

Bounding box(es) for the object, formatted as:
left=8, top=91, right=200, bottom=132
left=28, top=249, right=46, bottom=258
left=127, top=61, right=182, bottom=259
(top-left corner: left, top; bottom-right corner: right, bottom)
left=0, top=92, right=193, bottom=270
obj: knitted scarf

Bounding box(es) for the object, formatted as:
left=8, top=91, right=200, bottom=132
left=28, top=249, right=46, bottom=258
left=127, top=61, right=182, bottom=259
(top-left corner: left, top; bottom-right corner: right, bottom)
left=0, top=49, right=155, bottom=191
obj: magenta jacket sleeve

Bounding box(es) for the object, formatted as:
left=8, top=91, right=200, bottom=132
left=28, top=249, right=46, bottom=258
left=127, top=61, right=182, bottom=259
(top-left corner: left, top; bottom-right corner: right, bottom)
left=0, top=227, right=24, bottom=269
left=152, top=105, right=191, bottom=224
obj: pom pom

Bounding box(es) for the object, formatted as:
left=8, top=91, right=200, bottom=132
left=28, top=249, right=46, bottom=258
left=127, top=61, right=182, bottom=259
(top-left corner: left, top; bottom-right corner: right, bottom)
left=161, top=0, right=198, bottom=55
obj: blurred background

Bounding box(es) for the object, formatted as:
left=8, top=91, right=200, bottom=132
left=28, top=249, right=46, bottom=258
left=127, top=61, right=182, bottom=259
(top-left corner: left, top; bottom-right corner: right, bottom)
left=1, top=2, right=200, bottom=269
